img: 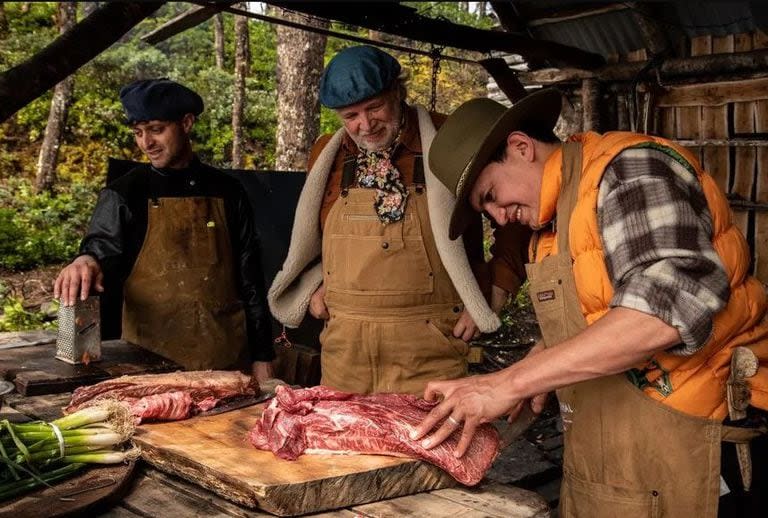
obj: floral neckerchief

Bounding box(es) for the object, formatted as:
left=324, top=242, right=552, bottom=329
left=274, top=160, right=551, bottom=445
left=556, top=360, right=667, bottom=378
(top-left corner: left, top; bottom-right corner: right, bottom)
left=355, top=133, right=408, bottom=225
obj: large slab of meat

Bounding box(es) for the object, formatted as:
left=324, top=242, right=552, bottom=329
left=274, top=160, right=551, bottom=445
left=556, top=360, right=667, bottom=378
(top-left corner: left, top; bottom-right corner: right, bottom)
left=248, top=385, right=499, bottom=486
left=65, top=370, right=258, bottom=423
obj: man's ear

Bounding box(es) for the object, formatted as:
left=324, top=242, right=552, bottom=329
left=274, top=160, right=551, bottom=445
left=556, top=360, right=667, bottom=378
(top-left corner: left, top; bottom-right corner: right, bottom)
left=506, top=132, right=535, bottom=162
left=181, top=113, right=195, bottom=134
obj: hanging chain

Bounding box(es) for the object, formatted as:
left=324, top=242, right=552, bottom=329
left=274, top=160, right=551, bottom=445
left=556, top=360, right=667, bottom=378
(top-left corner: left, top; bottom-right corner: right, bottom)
left=429, top=46, right=444, bottom=113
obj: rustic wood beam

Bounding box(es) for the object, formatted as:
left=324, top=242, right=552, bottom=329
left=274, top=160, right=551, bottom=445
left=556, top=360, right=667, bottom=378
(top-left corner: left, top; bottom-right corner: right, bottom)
left=518, top=49, right=768, bottom=85
left=141, top=2, right=239, bottom=45
left=629, top=2, right=672, bottom=57
left=728, top=200, right=768, bottom=212
left=676, top=138, right=768, bottom=147
left=0, top=2, right=162, bottom=122
left=479, top=57, right=527, bottom=102
left=655, top=76, right=768, bottom=107
left=268, top=2, right=605, bottom=70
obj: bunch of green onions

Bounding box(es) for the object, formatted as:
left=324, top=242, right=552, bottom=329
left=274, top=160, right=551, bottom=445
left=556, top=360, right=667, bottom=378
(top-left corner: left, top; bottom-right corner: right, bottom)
left=0, top=400, right=139, bottom=502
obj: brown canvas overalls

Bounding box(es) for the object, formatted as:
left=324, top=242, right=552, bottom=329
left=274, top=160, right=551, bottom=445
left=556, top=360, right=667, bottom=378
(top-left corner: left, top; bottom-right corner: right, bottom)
left=122, top=196, right=247, bottom=370
left=526, top=142, right=733, bottom=517
left=320, top=159, right=468, bottom=395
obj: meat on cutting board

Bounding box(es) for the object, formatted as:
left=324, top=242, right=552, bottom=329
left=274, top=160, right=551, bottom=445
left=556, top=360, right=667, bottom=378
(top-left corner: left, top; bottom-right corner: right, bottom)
left=248, top=385, right=499, bottom=486
left=65, top=370, right=259, bottom=423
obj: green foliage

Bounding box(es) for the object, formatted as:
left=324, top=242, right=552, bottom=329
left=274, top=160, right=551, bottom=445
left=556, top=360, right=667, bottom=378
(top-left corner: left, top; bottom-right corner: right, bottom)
left=405, top=2, right=495, bottom=29
left=0, top=3, right=57, bottom=70
left=500, top=281, right=532, bottom=328
left=0, top=176, right=97, bottom=270
left=0, top=296, right=55, bottom=332
left=0, top=2, right=496, bottom=279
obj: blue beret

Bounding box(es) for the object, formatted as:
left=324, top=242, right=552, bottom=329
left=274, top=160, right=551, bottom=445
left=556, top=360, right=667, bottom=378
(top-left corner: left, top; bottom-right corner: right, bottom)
left=319, top=46, right=401, bottom=109
left=119, top=78, right=204, bottom=124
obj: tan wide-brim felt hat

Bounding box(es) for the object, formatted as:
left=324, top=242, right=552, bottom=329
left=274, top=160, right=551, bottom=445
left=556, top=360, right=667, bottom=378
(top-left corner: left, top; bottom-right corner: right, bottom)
left=428, top=88, right=562, bottom=240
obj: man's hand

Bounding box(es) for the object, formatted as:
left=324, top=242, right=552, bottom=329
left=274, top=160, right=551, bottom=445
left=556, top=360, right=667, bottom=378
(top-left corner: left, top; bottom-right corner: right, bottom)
left=309, top=283, right=329, bottom=320
left=251, top=361, right=275, bottom=383
left=452, top=309, right=480, bottom=342
left=409, top=372, right=520, bottom=458
left=53, top=255, right=104, bottom=307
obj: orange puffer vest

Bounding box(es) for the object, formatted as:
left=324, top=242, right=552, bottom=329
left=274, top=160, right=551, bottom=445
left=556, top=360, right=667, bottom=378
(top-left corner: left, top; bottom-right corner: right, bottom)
left=533, top=131, right=768, bottom=419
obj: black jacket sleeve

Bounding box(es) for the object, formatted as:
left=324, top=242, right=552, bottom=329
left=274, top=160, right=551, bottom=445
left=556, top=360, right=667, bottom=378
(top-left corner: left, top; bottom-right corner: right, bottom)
left=78, top=189, right=132, bottom=280
left=228, top=187, right=275, bottom=363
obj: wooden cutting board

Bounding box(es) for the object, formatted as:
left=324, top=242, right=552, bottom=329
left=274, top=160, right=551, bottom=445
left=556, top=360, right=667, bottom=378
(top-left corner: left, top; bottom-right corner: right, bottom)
left=0, top=339, right=179, bottom=396
left=0, top=462, right=137, bottom=518
left=133, top=403, right=457, bottom=516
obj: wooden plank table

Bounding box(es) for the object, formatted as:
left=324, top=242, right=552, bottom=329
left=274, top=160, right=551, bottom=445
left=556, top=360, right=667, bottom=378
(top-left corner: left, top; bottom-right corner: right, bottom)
left=0, top=336, right=179, bottom=396
left=0, top=336, right=551, bottom=518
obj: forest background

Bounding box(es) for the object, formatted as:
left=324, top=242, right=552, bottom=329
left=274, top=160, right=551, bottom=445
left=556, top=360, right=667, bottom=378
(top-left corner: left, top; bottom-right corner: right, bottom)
left=0, top=2, right=504, bottom=331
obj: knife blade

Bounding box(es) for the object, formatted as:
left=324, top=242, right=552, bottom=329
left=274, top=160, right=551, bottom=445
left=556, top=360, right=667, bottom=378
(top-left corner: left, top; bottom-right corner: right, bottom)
left=197, top=391, right=275, bottom=417
left=498, top=405, right=538, bottom=449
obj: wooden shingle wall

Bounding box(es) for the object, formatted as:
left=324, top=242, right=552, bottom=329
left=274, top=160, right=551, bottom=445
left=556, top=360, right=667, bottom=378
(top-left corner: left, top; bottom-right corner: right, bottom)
left=652, top=32, right=768, bottom=282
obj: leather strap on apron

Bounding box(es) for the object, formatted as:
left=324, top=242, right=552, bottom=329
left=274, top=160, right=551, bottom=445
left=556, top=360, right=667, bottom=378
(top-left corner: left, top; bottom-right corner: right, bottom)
left=525, top=142, right=723, bottom=517
left=122, top=197, right=247, bottom=370
left=341, top=157, right=355, bottom=196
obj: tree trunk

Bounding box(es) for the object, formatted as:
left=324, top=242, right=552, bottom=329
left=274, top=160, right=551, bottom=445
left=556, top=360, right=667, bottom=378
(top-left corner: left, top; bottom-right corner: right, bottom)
left=231, top=3, right=250, bottom=169
left=0, top=2, right=162, bottom=123
left=0, top=3, right=8, bottom=38
left=34, top=2, right=77, bottom=194
left=459, top=2, right=469, bottom=12
left=82, top=2, right=99, bottom=18
left=274, top=8, right=328, bottom=171
left=477, top=2, right=487, bottom=17
left=213, top=13, right=225, bottom=70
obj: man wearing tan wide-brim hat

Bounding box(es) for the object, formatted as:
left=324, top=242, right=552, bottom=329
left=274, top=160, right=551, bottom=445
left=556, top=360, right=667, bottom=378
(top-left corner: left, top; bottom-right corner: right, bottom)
left=412, top=89, right=768, bottom=517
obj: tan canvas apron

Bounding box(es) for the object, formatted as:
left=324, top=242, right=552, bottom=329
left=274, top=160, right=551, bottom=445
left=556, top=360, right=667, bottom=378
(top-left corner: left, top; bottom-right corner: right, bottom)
left=122, top=196, right=247, bottom=370
left=320, top=160, right=468, bottom=395
left=525, top=142, right=723, bottom=517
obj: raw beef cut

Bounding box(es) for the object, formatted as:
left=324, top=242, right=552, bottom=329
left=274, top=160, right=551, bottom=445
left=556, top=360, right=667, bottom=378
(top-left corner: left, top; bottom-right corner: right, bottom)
left=65, top=370, right=258, bottom=423
left=248, top=385, right=499, bottom=485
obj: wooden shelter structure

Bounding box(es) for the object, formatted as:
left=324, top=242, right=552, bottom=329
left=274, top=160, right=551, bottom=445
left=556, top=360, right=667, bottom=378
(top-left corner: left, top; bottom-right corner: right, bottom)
left=486, top=1, right=768, bottom=283
left=100, top=1, right=768, bottom=283
left=1, top=1, right=767, bottom=282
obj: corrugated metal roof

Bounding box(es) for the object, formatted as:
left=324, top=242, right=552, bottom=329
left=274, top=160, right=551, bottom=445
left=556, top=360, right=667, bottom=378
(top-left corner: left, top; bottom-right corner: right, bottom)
left=515, top=1, right=761, bottom=59
left=672, top=1, right=757, bottom=37
left=532, top=7, right=647, bottom=56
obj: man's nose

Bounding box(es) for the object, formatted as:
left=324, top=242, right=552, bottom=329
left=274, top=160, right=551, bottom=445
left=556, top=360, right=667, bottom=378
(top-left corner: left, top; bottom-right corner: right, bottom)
left=358, top=113, right=373, bottom=133
left=140, top=134, right=155, bottom=150
left=487, top=205, right=507, bottom=226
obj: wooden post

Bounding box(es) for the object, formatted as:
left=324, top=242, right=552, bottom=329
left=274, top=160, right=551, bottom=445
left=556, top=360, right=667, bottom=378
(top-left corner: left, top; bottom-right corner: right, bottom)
left=581, top=79, right=600, bottom=132
left=616, top=92, right=630, bottom=131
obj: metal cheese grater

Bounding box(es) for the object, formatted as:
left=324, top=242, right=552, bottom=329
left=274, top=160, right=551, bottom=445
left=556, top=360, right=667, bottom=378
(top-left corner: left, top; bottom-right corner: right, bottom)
left=56, top=296, right=102, bottom=364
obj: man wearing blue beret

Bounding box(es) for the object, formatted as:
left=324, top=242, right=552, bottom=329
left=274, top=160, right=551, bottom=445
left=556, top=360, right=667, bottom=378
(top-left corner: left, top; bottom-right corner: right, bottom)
left=268, top=46, right=529, bottom=395
left=54, top=78, right=275, bottom=380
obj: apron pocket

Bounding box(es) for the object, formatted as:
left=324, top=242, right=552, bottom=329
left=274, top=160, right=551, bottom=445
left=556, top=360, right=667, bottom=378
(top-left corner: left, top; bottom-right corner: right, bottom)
left=425, top=317, right=469, bottom=358
left=561, top=469, right=660, bottom=518
left=326, top=235, right=434, bottom=295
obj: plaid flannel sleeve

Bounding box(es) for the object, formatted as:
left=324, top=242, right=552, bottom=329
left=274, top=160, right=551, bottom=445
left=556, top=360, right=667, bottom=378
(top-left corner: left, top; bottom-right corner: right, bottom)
left=597, top=145, right=730, bottom=354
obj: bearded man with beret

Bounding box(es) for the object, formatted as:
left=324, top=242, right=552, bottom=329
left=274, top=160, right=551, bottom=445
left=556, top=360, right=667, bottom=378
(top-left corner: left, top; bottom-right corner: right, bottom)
left=268, top=46, right=530, bottom=395
left=54, top=78, right=275, bottom=380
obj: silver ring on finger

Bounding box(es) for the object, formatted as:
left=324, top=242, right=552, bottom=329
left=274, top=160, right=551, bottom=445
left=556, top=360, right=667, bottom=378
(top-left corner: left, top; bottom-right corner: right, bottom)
left=447, top=415, right=461, bottom=427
